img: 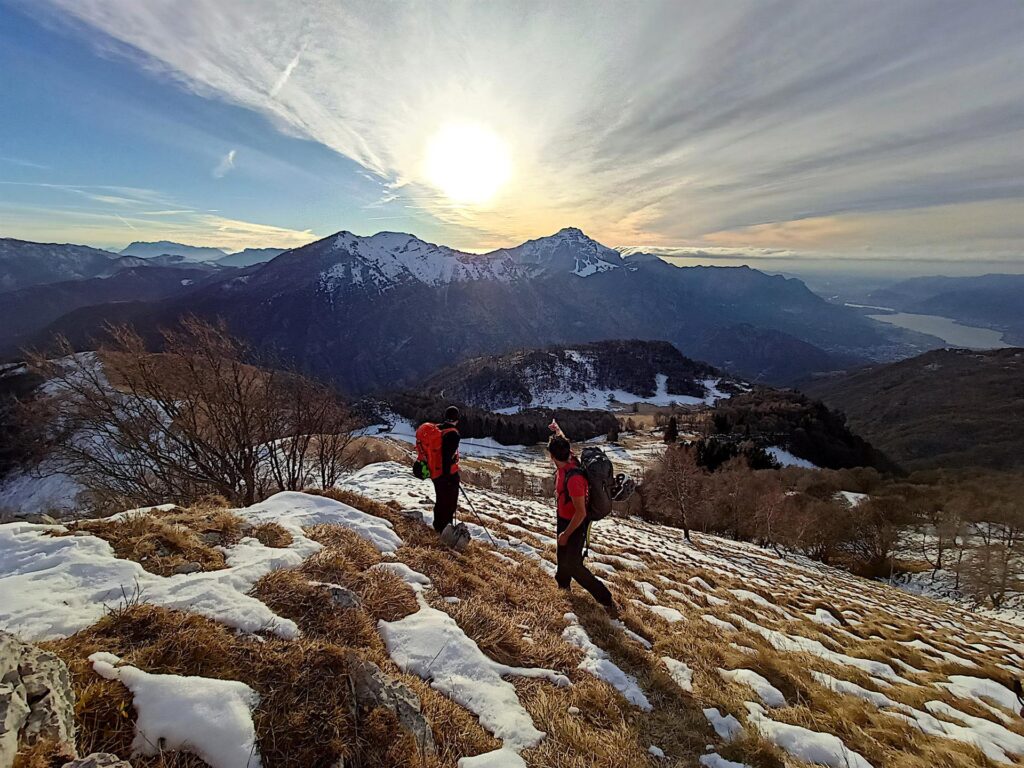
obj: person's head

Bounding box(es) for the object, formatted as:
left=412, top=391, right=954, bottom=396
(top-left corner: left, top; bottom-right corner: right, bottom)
left=444, top=405, right=460, bottom=424
left=547, top=434, right=571, bottom=465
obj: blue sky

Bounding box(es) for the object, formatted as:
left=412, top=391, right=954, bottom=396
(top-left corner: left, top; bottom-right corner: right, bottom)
left=1, top=1, right=1022, bottom=275
left=0, top=5, right=446, bottom=251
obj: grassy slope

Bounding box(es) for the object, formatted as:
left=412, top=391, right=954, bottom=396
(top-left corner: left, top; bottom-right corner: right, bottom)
left=14, top=473, right=1024, bottom=768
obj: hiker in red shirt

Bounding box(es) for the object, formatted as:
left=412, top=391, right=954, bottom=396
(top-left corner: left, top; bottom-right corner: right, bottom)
left=431, top=406, right=462, bottom=534
left=549, top=423, right=618, bottom=617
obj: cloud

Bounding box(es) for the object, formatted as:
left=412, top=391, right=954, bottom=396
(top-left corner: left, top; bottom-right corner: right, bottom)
left=30, top=1, right=1024, bottom=261
left=269, top=48, right=302, bottom=97
left=212, top=149, right=236, bottom=178
left=0, top=156, right=50, bottom=170
left=0, top=199, right=314, bottom=251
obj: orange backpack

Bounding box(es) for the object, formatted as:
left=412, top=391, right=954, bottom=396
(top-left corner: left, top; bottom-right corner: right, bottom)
left=414, top=422, right=459, bottom=479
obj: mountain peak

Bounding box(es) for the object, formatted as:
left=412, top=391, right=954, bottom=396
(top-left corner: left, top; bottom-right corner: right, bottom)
left=498, top=228, right=625, bottom=277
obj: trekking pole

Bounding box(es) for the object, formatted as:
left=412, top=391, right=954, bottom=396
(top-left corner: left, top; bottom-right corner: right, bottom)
left=459, top=485, right=498, bottom=547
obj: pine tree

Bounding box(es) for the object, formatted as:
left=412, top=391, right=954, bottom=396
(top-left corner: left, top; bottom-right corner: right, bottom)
left=664, top=415, right=679, bottom=444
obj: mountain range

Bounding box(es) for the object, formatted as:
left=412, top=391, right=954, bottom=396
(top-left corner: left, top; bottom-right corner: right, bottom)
left=0, top=238, right=146, bottom=292
left=120, top=241, right=285, bottom=268
left=867, top=274, right=1024, bottom=346
left=1, top=228, right=896, bottom=391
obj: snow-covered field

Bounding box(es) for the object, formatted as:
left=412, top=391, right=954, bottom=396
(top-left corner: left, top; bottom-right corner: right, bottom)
left=4, top=459, right=1024, bottom=767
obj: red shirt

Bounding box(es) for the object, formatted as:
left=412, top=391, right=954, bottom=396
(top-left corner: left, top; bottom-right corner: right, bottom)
left=555, top=457, right=588, bottom=520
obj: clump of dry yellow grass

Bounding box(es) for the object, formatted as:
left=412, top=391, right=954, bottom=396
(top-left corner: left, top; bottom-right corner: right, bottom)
left=58, top=505, right=247, bottom=576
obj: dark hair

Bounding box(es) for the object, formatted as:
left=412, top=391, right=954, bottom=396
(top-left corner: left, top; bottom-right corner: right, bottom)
left=547, top=435, right=571, bottom=462
left=444, top=405, right=461, bottom=423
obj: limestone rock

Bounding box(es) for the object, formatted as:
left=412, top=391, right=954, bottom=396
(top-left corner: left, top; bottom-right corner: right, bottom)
left=326, top=585, right=360, bottom=609
left=345, top=653, right=435, bottom=755
left=0, top=632, right=76, bottom=768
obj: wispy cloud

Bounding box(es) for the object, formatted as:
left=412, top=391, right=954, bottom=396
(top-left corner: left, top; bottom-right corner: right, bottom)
left=212, top=149, right=236, bottom=178
left=29, top=1, right=1024, bottom=262
left=0, top=156, right=50, bottom=170
left=269, top=47, right=302, bottom=97
left=0, top=199, right=314, bottom=251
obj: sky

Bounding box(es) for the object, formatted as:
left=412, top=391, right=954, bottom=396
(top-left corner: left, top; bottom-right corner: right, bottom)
left=1, top=0, right=1022, bottom=275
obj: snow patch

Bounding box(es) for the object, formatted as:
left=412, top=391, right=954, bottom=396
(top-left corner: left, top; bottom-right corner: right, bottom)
left=562, top=613, right=651, bottom=711
left=90, top=653, right=261, bottom=768
left=746, top=702, right=873, bottom=768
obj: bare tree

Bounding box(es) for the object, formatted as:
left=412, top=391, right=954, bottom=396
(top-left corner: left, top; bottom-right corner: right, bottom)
left=643, top=445, right=703, bottom=540
left=28, top=317, right=356, bottom=510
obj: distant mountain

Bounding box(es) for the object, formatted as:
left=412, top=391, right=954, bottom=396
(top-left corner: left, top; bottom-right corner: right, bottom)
left=120, top=240, right=228, bottom=262
left=0, top=265, right=229, bottom=350
left=0, top=238, right=142, bottom=292
left=689, top=324, right=861, bottom=386
left=868, top=274, right=1024, bottom=345
left=26, top=228, right=889, bottom=393
left=216, top=248, right=286, bottom=267
left=422, top=340, right=743, bottom=412
left=802, top=347, right=1024, bottom=471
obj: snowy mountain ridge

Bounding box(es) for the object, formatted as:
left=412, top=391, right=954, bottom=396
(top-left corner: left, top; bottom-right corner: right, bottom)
left=316, top=227, right=630, bottom=293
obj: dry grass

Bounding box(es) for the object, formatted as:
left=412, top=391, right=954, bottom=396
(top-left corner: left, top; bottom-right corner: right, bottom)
left=41, top=601, right=442, bottom=768
left=250, top=522, right=293, bottom=548
left=26, top=482, right=1024, bottom=768
left=345, top=436, right=413, bottom=469
left=12, top=739, right=75, bottom=768
left=58, top=506, right=247, bottom=576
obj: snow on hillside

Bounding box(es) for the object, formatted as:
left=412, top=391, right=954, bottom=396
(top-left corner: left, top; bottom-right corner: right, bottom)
left=766, top=446, right=818, bottom=469
left=5, top=458, right=1024, bottom=766
left=495, top=372, right=732, bottom=413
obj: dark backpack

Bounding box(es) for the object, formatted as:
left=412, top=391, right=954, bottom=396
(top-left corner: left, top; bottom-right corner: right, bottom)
left=564, top=446, right=616, bottom=521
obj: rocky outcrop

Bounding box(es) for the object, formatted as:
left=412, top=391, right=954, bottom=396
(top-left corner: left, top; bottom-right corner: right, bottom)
left=0, top=632, right=76, bottom=768
left=345, top=653, right=434, bottom=755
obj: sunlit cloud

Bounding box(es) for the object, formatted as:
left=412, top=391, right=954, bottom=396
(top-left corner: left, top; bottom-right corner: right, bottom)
left=29, top=0, right=1024, bottom=262
left=212, top=148, right=236, bottom=178
left=0, top=200, right=313, bottom=251
left=269, top=48, right=302, bottom=98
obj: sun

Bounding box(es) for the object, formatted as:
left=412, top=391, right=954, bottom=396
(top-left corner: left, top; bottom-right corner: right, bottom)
left=424, top=122, right=511, bottom=205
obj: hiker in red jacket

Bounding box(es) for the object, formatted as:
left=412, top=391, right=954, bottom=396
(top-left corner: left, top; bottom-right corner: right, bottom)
left=431, top=406, right=462, bottom=534
left=548, top=422, right=618, bottom=617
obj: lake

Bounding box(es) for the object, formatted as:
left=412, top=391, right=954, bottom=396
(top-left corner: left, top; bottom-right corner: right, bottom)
left=867, top=311, right=1009, bottom=349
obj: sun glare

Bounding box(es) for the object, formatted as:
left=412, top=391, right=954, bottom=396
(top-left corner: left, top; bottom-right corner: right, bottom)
left=424, top=122, right=511, bottom=205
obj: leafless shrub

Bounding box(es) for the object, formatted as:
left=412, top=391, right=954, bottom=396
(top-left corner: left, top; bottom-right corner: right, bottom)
left=27, top=317, right=357, bottom=510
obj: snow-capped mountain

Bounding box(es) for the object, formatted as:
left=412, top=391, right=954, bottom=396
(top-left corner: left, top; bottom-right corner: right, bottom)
left=491, top=226, right=629, bottom=278
left=314, top=231, right=520, bottom=293
left=273, top=227, right=628, bottom=296
left=423, top=340, right=745, bottom=412
left=26, top=227, right=886, bottom=393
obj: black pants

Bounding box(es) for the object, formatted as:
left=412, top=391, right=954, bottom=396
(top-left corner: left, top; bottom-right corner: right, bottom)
left=432, top=473, right=460, bottom=533
left=556, top=517, right=614, bottom=607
